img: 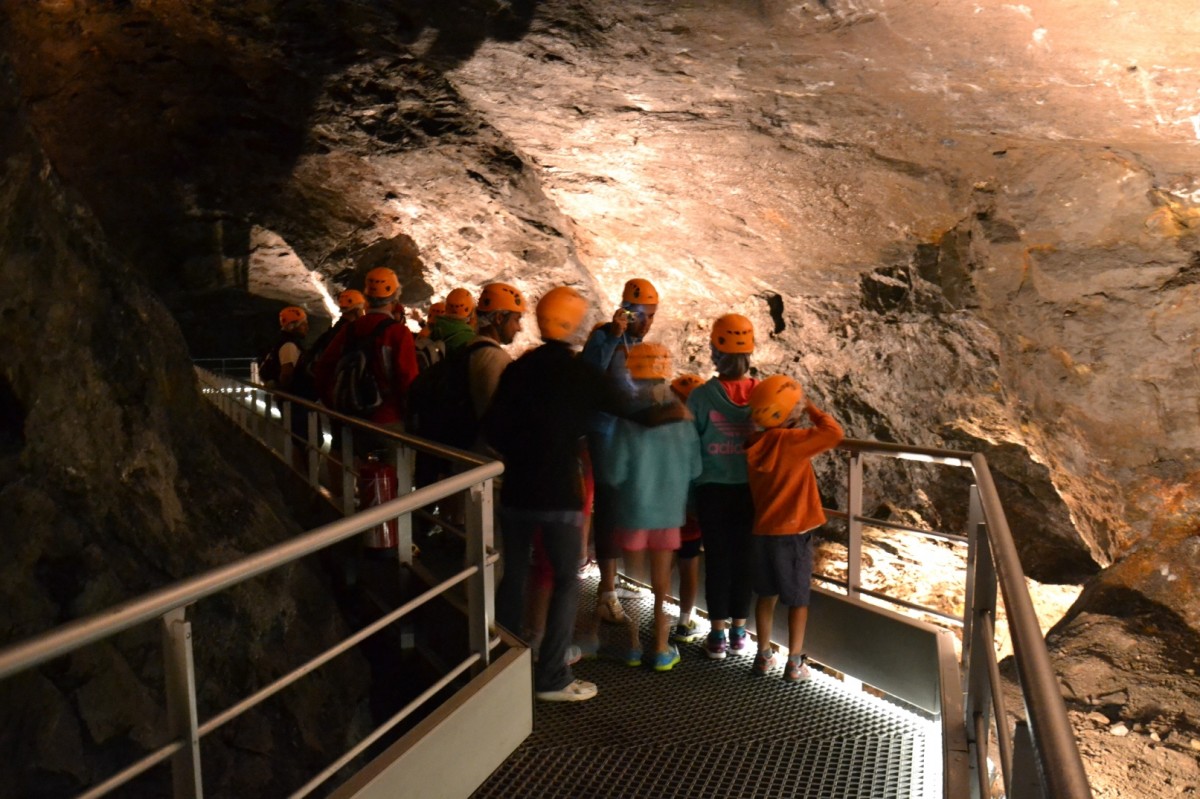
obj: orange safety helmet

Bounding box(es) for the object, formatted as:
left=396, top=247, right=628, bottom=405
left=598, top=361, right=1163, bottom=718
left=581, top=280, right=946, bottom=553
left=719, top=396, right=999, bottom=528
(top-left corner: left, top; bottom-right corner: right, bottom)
left=622, top=278, right=659, bottom=306
left=749, top=375, right=805, bottom=429
left=711, top=313, right=755, bottom=354
left=443, top=287, right=476, bottom=320
left=427, top=301, right=446, bottom=323
left=279, top=306, right=307, bottom=329
left=536, top=286, right=590, bottom=341
left=478, top=282, right=527, bottom=314
left=364, top=267, right=400, bottom=299
left=626, top=342, right=672, bottom=380
left=670, top=373, right=704, bottom=401
left=337, top=289, right=366, bottom=310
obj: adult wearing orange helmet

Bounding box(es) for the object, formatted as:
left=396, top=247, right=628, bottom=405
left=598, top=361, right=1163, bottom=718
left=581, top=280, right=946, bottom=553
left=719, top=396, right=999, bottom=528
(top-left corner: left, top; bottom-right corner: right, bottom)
left=259, top=306, right=309, bottom=390
left=430, top=287, right=478, bottom=353
left=314, top=267, right=419, bottom=431
left=467, top=282, right=527, bottom=423
left=687, top=312, right=760, bottom=660
left=484, top=285, right=609, bottom=703
left=580, top=278, right=662, bottom=625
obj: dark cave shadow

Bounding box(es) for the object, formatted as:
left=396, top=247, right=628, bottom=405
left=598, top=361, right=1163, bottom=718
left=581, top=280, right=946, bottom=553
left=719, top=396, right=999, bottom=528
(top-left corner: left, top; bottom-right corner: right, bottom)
left=0, top=0, right=546, bottom=300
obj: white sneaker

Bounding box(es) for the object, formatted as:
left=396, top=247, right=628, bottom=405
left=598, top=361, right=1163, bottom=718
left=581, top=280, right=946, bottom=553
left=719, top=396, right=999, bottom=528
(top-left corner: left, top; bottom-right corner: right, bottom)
left=536, top=679, right=598, bottom=702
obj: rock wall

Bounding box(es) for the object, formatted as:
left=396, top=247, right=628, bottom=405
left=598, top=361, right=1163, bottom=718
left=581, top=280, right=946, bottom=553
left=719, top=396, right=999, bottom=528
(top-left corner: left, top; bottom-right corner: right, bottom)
left=0, top=57, right=370, bottom=797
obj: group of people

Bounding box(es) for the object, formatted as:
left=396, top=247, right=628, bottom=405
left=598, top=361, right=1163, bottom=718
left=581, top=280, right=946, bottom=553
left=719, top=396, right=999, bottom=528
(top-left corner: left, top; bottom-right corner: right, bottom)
left=259, top=268, right=844, bottom=704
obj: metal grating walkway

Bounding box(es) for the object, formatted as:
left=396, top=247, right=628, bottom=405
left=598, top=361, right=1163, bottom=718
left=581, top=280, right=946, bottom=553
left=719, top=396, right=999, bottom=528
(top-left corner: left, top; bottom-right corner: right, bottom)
left=474, top=577, right=941, bottom=799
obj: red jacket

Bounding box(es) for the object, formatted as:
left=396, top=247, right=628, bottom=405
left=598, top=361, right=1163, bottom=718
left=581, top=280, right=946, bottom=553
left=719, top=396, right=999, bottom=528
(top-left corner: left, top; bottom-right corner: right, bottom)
left=745, top=404, right=844, bottom=536
left=314, top=311, right=419, bottom=426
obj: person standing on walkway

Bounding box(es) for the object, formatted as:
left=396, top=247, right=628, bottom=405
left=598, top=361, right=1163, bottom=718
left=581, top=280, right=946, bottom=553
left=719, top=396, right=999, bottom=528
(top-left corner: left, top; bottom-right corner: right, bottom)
left=484, top=286, right=608, bottom=702
left=687, top=313, right=759, bottom=660
left=668, top=372, right=706, bottom=645
left=315, top=267, right=419, bottom=436
left=431, top=287, right=478, bottom=354
left=746, top=375, right=844, bottom=682
left=580, top=277, right=660, bottom=626
left=259, top=306, right=309, bottom=390
left=595, top=343, right=701, bottom=672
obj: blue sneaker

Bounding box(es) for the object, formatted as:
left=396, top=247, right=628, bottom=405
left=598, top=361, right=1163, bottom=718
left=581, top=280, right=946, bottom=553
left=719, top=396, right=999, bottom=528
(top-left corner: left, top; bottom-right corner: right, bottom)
left=653, top=645, right=681, bottom=672
left=620, top=647, right=644, bottom=667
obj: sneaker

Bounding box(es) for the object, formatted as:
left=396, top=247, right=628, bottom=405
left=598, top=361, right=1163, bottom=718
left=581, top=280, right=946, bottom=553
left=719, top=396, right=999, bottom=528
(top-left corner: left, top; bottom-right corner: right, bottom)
left=620, top=647, right=644, bottom=667
left=670, top=619, right=703, bottom=644
left=615, top=579, right=645, bottom=599
left=728, top=627, right=750, bottom=655
left=536, top=679, right=598, bottom=702
left=784, top=654, right=812, bottom=683
left=564, top=645, right=583, bottom=666
left=753, top=649, right=779, bottom=675
left=597, top=594, right=628, bottom=624
left=705, top=631, right=728, bottom=660
left=652, top=645, right=681, bottom=672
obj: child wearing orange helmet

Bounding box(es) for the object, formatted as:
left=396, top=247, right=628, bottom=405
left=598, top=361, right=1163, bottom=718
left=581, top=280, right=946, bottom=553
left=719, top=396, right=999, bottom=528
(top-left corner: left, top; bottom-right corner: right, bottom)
left=745, top=376, right=844, bottom=682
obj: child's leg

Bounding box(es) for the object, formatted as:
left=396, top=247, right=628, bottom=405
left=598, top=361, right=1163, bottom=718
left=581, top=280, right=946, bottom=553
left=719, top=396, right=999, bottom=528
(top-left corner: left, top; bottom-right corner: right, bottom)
left=678, top=553, right=699, bottom=620
left=650, top=548, right=674, bottom=653
left=787, top=605, right=809, bottom=656
left=756, top=594, right=778, bottom=654
left=623, top=546, right=648, bottom=587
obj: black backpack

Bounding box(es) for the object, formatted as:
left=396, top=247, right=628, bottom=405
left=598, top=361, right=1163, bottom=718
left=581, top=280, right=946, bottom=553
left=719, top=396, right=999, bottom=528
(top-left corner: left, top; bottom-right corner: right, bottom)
left=332, top=318, right=397, bottom=416
left=414, top=336, right=446, bottom=373
left=257, top=334, right=301, bottom=387
left=292, top=320, right=345, bottom=400
left=407, top=339, right=498, bottom=448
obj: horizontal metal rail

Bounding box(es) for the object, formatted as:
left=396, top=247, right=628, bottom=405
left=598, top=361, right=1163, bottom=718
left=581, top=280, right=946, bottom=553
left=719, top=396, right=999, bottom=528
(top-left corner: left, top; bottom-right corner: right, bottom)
left=0, top=465, right=499, bottom=681
left=199, top=563, right=483, bottom=738
left=826, top=507, right=970, bottom=544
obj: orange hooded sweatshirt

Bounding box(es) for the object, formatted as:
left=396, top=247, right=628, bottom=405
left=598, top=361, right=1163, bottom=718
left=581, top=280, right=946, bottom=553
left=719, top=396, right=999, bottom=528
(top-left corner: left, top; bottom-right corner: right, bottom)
left=745, top=404, right=845, bottom=536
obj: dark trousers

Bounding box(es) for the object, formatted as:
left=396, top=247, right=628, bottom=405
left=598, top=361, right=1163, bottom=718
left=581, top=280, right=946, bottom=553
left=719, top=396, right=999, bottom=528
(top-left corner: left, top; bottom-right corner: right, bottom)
left=696, top=482, right=755, bottom=622
left=497, top=507, right=583, bottom=692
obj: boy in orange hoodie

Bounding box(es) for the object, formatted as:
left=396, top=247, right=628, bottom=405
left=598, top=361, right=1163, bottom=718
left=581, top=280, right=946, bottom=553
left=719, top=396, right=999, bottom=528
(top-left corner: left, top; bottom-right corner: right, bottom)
left=744, top=375, right=844, bottom=682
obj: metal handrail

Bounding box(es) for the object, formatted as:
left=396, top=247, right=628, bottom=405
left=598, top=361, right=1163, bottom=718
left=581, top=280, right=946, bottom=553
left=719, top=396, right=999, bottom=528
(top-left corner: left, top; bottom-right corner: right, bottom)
left=0, top=467, right=497, bottom=680
left=972, top=455, right=1091, bottom=797
left=0, top=370, right=504, bottom=799
left=829, top=437, right=1091, bottom=798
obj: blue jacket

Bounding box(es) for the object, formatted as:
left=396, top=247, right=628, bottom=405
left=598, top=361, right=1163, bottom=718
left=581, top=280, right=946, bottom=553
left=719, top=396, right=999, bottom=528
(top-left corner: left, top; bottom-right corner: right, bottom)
left=580, top=323, right=641, bottom=437
left=597, top=412, right=702, bottom=530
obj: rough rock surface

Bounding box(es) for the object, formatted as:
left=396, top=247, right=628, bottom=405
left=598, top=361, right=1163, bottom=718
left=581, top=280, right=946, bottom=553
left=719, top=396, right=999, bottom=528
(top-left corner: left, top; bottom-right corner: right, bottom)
left=0, top=59, right=370, bottom=797
left=3, top=0, right=1200, bottom=795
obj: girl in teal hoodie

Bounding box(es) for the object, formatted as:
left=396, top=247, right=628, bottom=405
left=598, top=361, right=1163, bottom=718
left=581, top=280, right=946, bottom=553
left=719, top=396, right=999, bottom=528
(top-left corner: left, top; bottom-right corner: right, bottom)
left=686, top=314, right=759, bottom=659
left=597, top=342, right=702, bottom=671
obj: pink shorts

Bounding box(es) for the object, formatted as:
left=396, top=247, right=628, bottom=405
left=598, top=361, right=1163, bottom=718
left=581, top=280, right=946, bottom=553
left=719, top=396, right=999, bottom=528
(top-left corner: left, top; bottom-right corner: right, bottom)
left=617, top=527, right=681, bottom=553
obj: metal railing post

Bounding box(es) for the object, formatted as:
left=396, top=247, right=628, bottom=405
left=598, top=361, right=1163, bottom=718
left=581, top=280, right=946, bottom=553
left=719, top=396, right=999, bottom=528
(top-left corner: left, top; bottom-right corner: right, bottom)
left=393, top=446, right=414, bottom=567
left=342, top=429, right=356, bottom=518
left=163, top=608, right=203, bottom=799
left=282, top=402, right=293, bottom=464
left=846, top=450, right=864, bottom=600
left=966, top=522, right=998, bottom=799
left=465, top=478, right=494, bottom=667
left=962, top=484, right=984, bottom=680
left=307, top=410, right=320, bottom=488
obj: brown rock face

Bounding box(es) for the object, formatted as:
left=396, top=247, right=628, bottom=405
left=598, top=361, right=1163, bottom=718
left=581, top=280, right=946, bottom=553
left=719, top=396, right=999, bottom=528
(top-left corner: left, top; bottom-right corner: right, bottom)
left=3, top=0, right=1200, bottom=794
left=0, top=56, right=370, bottom=797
